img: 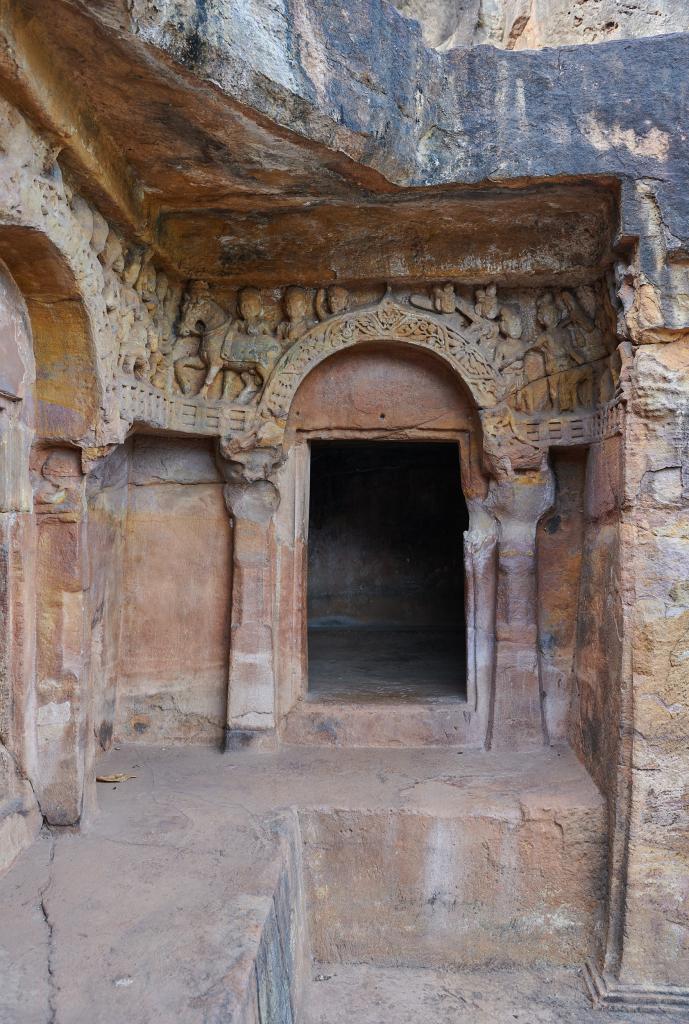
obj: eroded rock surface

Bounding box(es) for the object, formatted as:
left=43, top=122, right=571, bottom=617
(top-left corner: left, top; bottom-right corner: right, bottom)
left=393, top=0, right=689, bottom=49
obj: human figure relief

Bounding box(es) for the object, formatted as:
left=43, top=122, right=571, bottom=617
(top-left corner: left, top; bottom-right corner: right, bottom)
left=409, top=282, right=494, bottom=337
left=493, top=305, right=525, bottom=371
left=119, top=306, right=152, bottom=378
left=409, top=282, right=524, bottom=376
left=101, top=231, right=125, bottom=314
left=118, top=279, right=150, bottom=379
left=175, top=282, right=281, bottom=403
left=315, top=285, right=350, bottom=320
left=235, top=286, right=273, bottom=338
left=561, top=286, right=609, bottom=362
left=474, top=283, right=500, bottom=321
left=409, top=281, right=458, bottom=315
left=135, top=254, right=166, bottom=385
left=513, top=348, right=551, bottom=413
left=278, top=287, right=315, bottom=342
left=148, top=272, right=175, bottom=391
left=532, top=291, right=592, bottom=412
left=100, top=231, right=125, bottom=374
left=410, top=281, right=459, bottom=315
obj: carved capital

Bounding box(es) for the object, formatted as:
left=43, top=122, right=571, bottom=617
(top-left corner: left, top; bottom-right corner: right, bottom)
left=217, top=437, right=283, bottom=522
left=486, top=466, right=555, bottom=528
left=218, top=435, right=284, bottom=480
left=480, top=404, right=548, bottom=480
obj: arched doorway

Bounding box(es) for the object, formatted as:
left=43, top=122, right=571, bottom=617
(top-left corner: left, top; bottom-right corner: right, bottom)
left=272, top=341, right=494, bottom=746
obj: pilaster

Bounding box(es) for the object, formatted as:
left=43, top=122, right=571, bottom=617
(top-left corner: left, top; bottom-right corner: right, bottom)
left=487, top=467, right=554, bottom=749
left=587, top=341, right=689, bottom=1011
left=31, top=446, right=92, bottom=825
left=219, top=443, right=282, bottom=750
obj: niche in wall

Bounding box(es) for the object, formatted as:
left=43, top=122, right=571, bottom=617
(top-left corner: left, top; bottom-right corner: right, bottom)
left=116, top=436, right=231, bottom=744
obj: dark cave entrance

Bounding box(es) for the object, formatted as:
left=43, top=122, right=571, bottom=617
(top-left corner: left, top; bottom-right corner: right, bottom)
left=307, top=441, right=468, bottom=702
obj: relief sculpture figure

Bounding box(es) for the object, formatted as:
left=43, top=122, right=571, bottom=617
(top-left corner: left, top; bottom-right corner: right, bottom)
left=532, top=291, right=593, bottom=411
left=315, top=285, right=350, bottom=320
left=410, top=282, right=458, bottom=315
left=493, top=305, right=524, bottom=371
left=409, top=282, right=520, bottom=370
left=278, top=286, right=315, bottom=341
left=175, top=282, right=281, bottom=403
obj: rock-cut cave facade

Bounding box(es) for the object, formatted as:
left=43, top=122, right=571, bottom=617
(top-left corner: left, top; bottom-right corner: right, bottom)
left=0, top=1, right=689, bottom=1020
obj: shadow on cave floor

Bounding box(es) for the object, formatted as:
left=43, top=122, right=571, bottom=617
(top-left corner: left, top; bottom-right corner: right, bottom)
left=307, top=626, right=466, bottom=703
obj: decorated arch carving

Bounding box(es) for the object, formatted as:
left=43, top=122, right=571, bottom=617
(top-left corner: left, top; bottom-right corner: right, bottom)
left=112, top=275, right=625, bottom=470
left=253, top=296, right=501, bottom=444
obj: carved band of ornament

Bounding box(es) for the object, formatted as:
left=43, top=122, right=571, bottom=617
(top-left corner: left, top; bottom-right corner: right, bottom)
left=114, top=380, right=248, bottom=436
left=512, top=399, right=624, bottom=448
left=115, top=375, right=623, bottom=459
left=481, top=399, right=624, bottom=462
left=114, top=283, right=621, bottom=451
left=259, top=298, right=500, bottom=420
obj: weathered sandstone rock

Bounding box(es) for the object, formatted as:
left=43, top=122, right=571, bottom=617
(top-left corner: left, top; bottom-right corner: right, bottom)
left=0, top=1, right=687, bottom=1017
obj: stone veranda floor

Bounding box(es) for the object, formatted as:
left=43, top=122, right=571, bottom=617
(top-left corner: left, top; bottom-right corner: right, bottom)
left=303, top=963, right=655, bottom=1023
left=0, top=744, right=670, bottom=1024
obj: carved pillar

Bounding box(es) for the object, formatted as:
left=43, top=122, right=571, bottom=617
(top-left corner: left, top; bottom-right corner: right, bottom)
left=219, top=443, right=282, bottom=750
left=0, top=396, right=42, bottom=866
left=487, top=467, right=554, bottom=749
left=0, top=261, right=43, bottom=865
left=0, top=396, right=33, bottom=756
left=463, top=499, right=498, bottom=717
left=31, top=446, right=93, bottom=825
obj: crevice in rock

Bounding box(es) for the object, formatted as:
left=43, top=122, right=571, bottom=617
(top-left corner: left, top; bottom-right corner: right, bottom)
left=38, top=831, right=57, bottom=1024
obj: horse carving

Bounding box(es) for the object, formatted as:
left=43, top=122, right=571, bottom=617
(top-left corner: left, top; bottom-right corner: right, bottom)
left=174, top=283, right=281, bottom=403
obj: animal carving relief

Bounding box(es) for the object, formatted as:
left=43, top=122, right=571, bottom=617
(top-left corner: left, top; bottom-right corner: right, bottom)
left=174, top=283, right=281, bottom=404
left=112, top=273, right=622, bottom=469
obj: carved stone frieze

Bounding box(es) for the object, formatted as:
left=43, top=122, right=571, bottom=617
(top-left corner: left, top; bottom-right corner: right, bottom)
left=112, top=275, right=624, bottom=470
left=0, top=97, right=626, bottom=474
left=480, top=398, right=625, bottom=477
left=258, top=293, right=501, bottom=427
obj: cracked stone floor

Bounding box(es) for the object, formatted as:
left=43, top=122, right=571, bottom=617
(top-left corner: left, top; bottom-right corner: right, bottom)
left=0, top=744, right=671, bottom=1023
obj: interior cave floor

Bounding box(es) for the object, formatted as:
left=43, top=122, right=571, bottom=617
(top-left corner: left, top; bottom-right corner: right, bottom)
left=0, top=744, right=665, bottom=1024
left=307, top=627, right=466, bottom=702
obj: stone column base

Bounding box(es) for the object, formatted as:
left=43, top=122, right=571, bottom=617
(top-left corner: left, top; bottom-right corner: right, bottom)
left=224, top=726, right=277, bottom=752
left=584, top=960, right=689, bottom=1014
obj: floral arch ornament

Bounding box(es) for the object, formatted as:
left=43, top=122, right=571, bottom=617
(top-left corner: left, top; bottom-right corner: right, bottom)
left=252, top=295, right=501, bottom=444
